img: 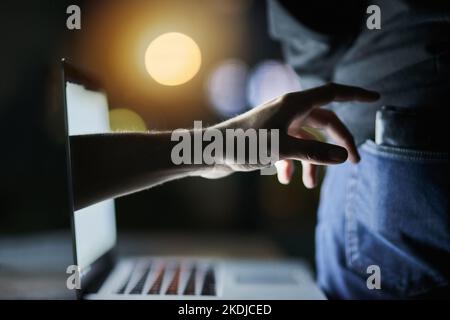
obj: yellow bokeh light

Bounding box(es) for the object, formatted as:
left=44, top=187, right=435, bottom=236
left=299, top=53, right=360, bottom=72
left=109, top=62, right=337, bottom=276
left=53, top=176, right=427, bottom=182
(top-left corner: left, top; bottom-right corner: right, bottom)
left=144, top=32, right=201, bottom=86
left=109, top=108, right=148, bottom=132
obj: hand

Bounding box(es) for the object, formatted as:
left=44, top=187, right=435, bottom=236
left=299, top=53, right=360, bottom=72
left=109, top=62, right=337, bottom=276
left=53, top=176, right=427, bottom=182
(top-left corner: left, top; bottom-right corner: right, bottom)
left=70, top=82, right=379, bottom=209
left=207, top=83, right=379, bottom=185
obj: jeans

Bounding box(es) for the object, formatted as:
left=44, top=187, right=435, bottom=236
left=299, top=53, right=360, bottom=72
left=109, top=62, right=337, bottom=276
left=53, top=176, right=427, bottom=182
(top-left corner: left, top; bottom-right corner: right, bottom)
left=317, top=141, right=449, bottom=299
left=268, top=0, right=450, bottom=299
left=315, top=2, right=450, bottom=298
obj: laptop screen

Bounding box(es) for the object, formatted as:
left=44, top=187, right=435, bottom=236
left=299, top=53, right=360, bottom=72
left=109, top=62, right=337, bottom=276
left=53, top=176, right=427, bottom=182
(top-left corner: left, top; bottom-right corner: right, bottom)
left=65, top=81, right=117, bottom=271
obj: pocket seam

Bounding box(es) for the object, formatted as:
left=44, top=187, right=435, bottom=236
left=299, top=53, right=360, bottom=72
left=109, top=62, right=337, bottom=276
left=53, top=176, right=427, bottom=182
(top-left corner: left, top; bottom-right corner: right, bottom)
left=361, top=140, right=448, bottom=162
left=344, top=140, right=449, bottom=296
left=344, top=162, right=359, bottom=269
left=344, top=164, right=400, bottom=282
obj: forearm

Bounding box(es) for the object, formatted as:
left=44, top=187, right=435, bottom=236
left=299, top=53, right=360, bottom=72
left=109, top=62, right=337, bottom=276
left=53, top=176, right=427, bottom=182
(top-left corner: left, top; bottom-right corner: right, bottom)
left=70, top=132, right=211, bottom=210
left=70, top=84, right=379, bottom=210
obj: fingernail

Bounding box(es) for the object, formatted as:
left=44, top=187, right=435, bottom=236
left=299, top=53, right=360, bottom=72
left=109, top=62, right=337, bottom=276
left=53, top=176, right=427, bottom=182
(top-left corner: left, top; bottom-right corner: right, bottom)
left=329, top=148, right=348, bottom=162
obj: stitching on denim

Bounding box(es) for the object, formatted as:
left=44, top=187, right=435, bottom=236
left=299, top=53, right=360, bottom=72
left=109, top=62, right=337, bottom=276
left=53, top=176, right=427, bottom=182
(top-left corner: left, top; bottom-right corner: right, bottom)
left=345, top=142, right=449, bottom=295
left=345, top=164, right=360, bottom=270
left=343, top=164, right=400, bottom=284
left=361, top=140, right=448, bottom=162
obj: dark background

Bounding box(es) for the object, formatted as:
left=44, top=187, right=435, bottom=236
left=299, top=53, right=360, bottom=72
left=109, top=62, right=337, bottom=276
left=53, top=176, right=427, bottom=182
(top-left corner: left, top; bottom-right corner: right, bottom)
left=0, top=0, right=321, bottom=265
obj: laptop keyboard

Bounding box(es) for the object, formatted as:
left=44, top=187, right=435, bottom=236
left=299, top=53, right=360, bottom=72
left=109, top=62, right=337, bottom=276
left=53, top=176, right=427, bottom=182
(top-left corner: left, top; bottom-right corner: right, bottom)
left=129, top=264, right=151, bottom=294
left=116, top=260, right=216, bottom=296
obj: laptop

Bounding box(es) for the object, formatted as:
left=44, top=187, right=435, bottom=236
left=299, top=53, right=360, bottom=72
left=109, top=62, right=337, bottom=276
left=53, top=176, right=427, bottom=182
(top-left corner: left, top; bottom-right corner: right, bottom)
left=60, top=59, right=325, bottom=300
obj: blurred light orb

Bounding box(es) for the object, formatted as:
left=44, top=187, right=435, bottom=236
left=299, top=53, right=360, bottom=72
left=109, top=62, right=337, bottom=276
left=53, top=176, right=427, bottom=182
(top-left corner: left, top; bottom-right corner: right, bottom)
left=206, top=59, right=249, bottom=117
left=109, top=108, right=147, bottom=132
left=145, top=32, right=201, bottom=86
left=247, top=60, right=301, bottom=108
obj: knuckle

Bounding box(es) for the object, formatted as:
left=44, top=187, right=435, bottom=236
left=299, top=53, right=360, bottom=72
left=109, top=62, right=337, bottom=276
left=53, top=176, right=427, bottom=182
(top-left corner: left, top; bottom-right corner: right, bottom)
left=325, top=82, right=337, bottom=89
left=304, top=152, right=321, bottom=163
left=323, top=82, right=336, bottom=99
left=318, top=107, right=333, bottom=118
left=279, top=92, right=295, bottom=105
left=321, top=108, right=335, bottom=117
left=304, top=153, right=314, bottom=162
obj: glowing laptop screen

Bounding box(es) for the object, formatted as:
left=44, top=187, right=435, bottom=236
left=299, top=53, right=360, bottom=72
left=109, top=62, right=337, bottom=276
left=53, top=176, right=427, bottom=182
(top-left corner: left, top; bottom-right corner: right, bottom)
left=66, top=81, right=117, bottom=271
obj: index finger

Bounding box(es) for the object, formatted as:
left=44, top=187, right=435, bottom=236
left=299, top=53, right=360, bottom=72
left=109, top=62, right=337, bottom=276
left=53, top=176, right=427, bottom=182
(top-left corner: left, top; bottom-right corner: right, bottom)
left=281, top=83, right=380, bottom=119
left=302, top=82, right=380, bottom=108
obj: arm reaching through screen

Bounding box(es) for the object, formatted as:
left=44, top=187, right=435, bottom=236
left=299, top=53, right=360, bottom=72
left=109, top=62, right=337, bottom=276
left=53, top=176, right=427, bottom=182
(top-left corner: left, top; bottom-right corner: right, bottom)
left=70, top=83, right=379, bottom=210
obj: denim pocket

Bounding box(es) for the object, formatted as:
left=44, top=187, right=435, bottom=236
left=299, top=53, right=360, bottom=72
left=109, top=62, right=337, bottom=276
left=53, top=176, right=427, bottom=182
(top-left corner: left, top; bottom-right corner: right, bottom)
left=345, top=140, right=449, bottom=297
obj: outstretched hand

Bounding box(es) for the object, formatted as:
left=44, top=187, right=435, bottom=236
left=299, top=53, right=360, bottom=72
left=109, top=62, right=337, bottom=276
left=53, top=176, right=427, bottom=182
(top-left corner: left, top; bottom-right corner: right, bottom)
left=71, top=83, right=379, bottom=210
left=209, top=83, right=380, bottom=186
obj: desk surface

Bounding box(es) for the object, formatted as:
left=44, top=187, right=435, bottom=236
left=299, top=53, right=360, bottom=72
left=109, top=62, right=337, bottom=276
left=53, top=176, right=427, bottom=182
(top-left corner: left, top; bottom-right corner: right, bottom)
left=0, top=231, right=284, bottom=299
